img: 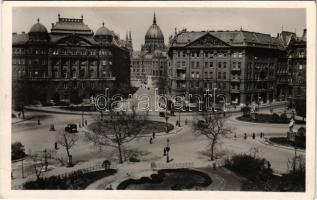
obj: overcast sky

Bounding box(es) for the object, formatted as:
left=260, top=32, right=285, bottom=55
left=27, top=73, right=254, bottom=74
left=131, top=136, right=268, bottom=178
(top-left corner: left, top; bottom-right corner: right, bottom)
left=13, top=7, right=306, bottom=50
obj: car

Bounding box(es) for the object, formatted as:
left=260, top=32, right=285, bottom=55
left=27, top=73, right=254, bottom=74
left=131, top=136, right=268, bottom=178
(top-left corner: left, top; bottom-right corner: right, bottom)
left=65, top=123, right=78, bottom=133
left=197, top=120, right=208, bottom=128
left=159, top=112, right=166, bottom=117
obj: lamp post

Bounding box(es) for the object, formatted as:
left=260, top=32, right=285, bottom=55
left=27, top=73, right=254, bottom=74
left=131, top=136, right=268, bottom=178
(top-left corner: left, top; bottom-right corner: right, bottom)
left=213, top=88, right=217, bottom=112
left=166, top=138, right=170, bottom=163
left=81, top=103, right=84, bottom=126
left=178, top=109, right=181, bottom=127
left=43, top=149, right=48, bottom=172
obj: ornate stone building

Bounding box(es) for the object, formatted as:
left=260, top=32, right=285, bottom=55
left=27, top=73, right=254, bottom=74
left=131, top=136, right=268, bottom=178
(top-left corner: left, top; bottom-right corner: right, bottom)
left=167, top=29, right=286, bottom=106
left=12, top=15, right=132, bottom=104
left=130, top=13, right=168, bottom=87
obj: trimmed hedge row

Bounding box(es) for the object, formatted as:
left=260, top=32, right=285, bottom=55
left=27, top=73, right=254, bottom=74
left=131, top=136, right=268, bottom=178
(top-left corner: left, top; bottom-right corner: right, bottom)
left=117, top=168, right=212, bottom=190
left=23, top=169, right=117, bottom=190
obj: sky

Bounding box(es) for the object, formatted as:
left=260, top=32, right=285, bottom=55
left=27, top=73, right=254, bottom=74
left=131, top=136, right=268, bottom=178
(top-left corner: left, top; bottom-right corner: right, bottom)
left=13, top=7, right=306, bottom=50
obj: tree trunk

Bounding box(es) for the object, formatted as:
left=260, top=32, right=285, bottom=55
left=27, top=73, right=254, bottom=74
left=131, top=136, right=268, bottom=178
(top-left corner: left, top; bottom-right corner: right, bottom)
left=21, top=104, right=25, bottom=119
left=118, top=143, right=123, bottom=164
left=64, top=134, right=72, bottom=166
left=210, top=140, right=216, bottom=161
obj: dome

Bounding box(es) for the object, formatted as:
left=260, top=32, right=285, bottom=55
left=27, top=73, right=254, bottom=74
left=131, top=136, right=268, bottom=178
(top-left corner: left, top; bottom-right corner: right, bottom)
left=29, top=18, right=48, bottom=33
left=95, top=22, right=113, bottom=36
left=145, top=14, right=164, bottom=39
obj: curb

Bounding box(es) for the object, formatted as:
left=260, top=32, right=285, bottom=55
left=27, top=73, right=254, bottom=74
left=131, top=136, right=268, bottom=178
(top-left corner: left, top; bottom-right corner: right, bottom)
left=259, top=138, right=305, bottom=153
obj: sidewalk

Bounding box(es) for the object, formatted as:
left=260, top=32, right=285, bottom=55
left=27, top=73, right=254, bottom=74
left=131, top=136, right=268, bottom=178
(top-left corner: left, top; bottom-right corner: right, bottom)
left=24, top=101, right=288, bottom=116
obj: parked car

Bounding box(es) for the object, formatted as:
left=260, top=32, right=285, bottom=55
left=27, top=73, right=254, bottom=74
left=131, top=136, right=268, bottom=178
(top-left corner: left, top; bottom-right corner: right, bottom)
left=197, top=120, right=208, bottom=128
left=65, top=123, right=78, bottom=133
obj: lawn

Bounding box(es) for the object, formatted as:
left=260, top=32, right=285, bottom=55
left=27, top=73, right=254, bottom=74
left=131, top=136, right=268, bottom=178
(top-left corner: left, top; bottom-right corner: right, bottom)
left=237, top=113, right=305, bottom=124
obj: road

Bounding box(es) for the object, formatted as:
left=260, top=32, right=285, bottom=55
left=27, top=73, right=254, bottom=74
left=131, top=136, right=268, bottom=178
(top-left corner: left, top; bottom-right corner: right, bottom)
left=11, top=87, right=305, bottom=188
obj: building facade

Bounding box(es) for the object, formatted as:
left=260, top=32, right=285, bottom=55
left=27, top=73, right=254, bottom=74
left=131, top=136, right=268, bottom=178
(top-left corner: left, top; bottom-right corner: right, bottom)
left=12, top=15, right=132, bottom=104
left=130, top=13, right=168, bottom=87
left=168, top=29, right=286, bottom=106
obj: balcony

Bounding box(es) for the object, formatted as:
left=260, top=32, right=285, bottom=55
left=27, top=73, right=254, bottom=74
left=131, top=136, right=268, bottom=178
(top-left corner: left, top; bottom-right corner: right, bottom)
left=231, top=77, right=240, bottom=82
left=230, top=88, right=240, bottom=93
left=231, top=67, right=241, bottom=71
left=176, top=66, right=186, bottom=70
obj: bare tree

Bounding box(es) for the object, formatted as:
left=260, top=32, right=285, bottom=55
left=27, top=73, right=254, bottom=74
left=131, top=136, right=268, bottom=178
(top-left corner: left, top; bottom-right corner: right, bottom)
left=86, top=109, right=147, bottom=163
left=29, top=152, right=46, bottom=180
left=56, top=130, right=79, bottom=167
left=193, top=112, right=231, bottom=161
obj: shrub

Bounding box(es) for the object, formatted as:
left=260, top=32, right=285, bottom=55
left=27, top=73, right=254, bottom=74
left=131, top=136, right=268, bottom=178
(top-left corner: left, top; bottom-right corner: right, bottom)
left=225, top=154, right=272, bottom=181
left=129, top=156, right=140, bottom=162
left=12, top=142, right=26, bottom=160
left=271, top=113, right=280, bottom=122
left=297, top=127, right=306, bottom=137
left=241, top=106, right=251, bottom=117
left=280, top=113, right=288, bottom=120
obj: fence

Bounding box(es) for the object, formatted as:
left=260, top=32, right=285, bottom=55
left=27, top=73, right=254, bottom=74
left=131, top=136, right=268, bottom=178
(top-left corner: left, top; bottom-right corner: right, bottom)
left=12, top=161, right=117, bottom=190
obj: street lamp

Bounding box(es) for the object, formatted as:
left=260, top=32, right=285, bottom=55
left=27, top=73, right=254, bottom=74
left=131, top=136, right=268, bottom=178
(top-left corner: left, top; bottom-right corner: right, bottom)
left=213, top=88, right=217, bottom=112
left=43, top=149, right=48, bottom=172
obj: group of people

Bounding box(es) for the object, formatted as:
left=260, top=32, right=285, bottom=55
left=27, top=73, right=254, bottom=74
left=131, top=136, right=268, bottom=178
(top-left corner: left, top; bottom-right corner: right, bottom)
left=234, top=132, right=265, bottom=140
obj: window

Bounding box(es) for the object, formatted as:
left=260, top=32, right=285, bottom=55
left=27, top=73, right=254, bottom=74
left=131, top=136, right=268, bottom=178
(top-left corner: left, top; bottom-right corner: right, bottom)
left=196, top=62, right=200, bottom=68
left=63, top=82, right=68, bottom=89
left=183, top=51, right=186, bottom=57
left=191, top=62, right=195, bottom=68
left=223, top=62, right=227, bottom=68
left=209, top=72, right=213, bottom=78
left=238, top=53, right=243, bottom=58
left=209, top=62, right=213, bottom=68
left=218, top=62, right=222, bottom=68
left=205, top=62, right=208, bottom=68
left=176, top=61, right=180, bottom=67
left=218, top=72, right=221, bottom=79
left=238, top=62, right=241, bottom=69
left=223, top=72, right=226, bottom=79
left=191, top=72, right=195, bottom=78
left=182, top=61, right=186, bottom=67
left=204, top=72, right=208, bottom=78
left=196, top=72, right=200, bottom=78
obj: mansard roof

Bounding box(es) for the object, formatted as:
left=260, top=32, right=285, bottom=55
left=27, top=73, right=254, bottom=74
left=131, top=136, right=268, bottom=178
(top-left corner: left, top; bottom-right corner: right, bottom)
left=12, top=33, right=29, bottom=45
left=50, top=16, right=94, bottom=36
left=169, top=30, right=283, bottom=49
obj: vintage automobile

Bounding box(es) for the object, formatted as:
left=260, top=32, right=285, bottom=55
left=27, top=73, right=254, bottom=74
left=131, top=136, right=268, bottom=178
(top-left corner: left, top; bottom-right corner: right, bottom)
left=65, top=123, right=78, bottom=133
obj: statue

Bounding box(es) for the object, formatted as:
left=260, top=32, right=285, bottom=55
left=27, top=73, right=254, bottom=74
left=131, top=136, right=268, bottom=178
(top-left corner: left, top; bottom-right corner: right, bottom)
left=289, top=118, right=295, bottom=133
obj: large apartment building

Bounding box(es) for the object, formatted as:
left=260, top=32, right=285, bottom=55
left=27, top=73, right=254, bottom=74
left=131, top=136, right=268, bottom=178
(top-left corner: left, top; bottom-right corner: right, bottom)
left=167, top=29, right=287, bottom=106
left=12, top=15, right=132, bottom=104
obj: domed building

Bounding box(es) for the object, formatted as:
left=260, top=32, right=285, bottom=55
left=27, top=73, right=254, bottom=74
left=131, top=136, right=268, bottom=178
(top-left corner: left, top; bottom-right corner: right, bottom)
left=94, top=22, right=113, bottom=43
left=142, top=13, right=165, bottom=53
left=131, top=13, right=168, bottom=88
left=12, top=15, right=132, bottom=105
left=28, top=18, right=50, bottom=42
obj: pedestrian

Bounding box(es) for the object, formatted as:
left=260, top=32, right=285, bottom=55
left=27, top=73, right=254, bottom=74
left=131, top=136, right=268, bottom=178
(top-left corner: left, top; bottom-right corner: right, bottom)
left=37, top=119, right=41, bottom=125
left=234, top=133, right=237, bottom=140
left=244, top=133, right=247, bottom=140
left=163, top=147, right=166, bottom=156
left=152, top=132, right=155, bottom=139
left=185, top=118, right=188, bottom=125
left=85, top=120, right=87, bottom=126
left=252, top=133, right=255, bottom=139
left=54, top=142, right=58, bottom=150
left=260, top=132, right=263, bottom=138
left=149, top=137, right=153, bottom=144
